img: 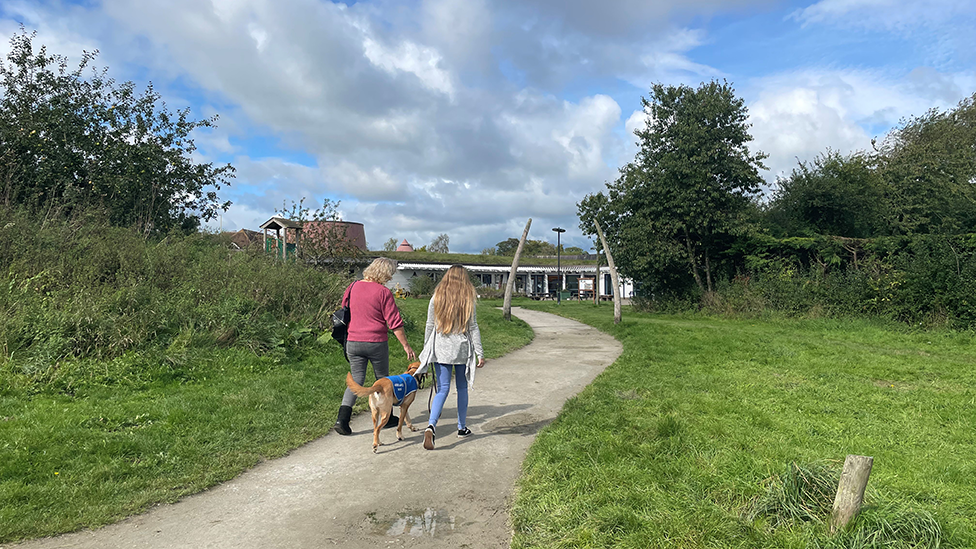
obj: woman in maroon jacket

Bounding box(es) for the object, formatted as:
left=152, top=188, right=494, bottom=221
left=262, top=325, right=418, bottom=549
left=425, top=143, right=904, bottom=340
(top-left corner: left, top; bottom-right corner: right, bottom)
left=334, top=257, right=416, bottom=435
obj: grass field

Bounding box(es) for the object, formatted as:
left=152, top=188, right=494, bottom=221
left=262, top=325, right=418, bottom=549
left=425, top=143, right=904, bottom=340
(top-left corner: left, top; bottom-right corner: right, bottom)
left=509, top=300, right=976, bottom=548
left=0, top=297, right=532, bottom=544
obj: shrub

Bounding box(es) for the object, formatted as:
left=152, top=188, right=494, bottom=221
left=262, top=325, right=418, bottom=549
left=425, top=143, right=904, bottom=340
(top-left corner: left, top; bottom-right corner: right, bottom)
left=0, top=207, right=348, bottom=384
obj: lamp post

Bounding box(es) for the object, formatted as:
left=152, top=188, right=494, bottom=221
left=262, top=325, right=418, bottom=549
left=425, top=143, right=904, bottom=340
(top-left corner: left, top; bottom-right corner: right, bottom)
left=552, top=227, right=565, bottom=304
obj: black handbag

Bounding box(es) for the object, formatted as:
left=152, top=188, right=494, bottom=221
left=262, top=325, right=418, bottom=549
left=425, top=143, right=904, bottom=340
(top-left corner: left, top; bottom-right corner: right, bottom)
left=331, top=282, right=355, bottom=359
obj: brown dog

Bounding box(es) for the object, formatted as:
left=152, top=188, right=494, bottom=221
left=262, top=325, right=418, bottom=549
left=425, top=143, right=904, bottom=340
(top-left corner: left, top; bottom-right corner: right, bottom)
left=345, top=362, right=426, bottom=453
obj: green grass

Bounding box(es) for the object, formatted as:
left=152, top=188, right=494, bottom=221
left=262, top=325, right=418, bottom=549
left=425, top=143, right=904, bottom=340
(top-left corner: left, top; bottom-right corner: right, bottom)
left=0, top=296, right=532, bottom=543
left=509, top=299, right=976, bottom=548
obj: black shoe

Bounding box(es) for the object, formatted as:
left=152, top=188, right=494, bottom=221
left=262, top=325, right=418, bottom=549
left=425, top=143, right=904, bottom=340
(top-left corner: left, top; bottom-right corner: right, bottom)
left=333, top=405, right=353, bottom=436
left=384, top=414, right=399, bottom=429
left=423, top=425, right=435, bottom=450
left=457, top=428, right=472, bottom=438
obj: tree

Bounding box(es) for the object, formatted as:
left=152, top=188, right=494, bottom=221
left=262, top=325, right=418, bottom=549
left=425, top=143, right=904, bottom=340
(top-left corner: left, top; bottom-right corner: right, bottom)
left=481, top=246, right=496, bottom=255
left=875, top=93, right=976, bottom=235
left=589, top=80, right=767, bottom=296
left=429, top=233, right=449, bottom=253
left=496, top=238, right=557, bottom=256
left=0, top=29, right=233, bottom=234
left=278, top=197, right=364, bottom=271
left=765, top=150, right=885, bottom=238
left=382, top=237, right=398, bottom=251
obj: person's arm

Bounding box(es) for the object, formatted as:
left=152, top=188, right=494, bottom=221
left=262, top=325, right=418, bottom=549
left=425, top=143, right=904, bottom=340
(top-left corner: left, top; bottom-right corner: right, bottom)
left=392, top=326, right=416, bottom=361
left=380, top=288, right=414, bottom=359
left=468, top=303, right=485, bottom=368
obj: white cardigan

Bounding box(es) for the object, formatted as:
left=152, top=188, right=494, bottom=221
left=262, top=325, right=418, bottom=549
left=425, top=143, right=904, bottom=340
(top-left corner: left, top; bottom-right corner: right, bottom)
left=416, top=298, right=484, bottom=388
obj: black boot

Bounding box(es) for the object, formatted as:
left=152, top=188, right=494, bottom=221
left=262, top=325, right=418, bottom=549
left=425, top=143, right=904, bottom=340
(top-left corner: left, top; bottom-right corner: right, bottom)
left=333, top=405, right=353, bottom=436
left=384, top=414, right=400, bottom=429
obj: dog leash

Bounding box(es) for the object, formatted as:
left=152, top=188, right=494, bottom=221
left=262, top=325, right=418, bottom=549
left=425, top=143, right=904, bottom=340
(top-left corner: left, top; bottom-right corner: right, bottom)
left=427, top=365, right=437, bottom=414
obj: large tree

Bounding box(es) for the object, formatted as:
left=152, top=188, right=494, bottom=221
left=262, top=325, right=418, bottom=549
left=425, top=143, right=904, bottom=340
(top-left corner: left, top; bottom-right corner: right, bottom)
left=583, top=80, right=767, bottom=295
left=0, top=30, right=233, bottom=233
left=876, top=93, right=976, bottom=235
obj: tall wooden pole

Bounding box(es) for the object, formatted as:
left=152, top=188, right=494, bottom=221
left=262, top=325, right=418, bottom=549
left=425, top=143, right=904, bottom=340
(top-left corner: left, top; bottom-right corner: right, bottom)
left=503, top=218, right=532, bottom=321
left=594, top=249, right=599, bottom=306
left=594, top=219, right=621, bottom=324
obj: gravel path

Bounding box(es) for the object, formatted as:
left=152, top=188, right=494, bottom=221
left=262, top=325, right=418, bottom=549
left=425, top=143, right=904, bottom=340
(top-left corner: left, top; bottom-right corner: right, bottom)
left=8, top=307, right=622, bottom=549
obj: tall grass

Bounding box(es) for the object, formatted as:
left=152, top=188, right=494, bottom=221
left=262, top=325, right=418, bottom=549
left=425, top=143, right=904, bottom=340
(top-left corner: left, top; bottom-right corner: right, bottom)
left=1, top=207, right=346, bottom=386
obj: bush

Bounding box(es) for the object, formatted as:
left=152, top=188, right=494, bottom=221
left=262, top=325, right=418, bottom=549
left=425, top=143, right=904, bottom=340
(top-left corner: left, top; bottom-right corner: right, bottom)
left=0, top=207, right=348, bottom=385
left=408, top=274, right=437, bottom=296
left=654, top=232, right=976, bottom=328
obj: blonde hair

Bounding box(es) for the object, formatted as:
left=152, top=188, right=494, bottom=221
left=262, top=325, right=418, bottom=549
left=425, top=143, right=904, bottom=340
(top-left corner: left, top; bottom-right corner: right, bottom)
left=432, top=265, right=476, bottom=334
left=362, top=257, right=396, bottom=284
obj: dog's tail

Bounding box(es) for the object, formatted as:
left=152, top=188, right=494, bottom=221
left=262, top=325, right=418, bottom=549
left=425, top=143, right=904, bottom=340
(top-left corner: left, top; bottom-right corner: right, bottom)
left=346, top=373, right=383, bottom=397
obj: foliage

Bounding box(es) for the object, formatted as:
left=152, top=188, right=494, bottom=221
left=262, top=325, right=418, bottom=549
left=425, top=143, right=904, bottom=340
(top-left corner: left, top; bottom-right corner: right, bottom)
left=876, top=92, right=976, bottom=235
left=407, top=273, right=438, bottom=296
left=765, top=151, right=886, bottom=238
left=481, top=246, right=496, bottom=255
left=382, top=237, right=397, bottom=251
left=584, top=80, right=767, bottom=297
left=0, top=206, right=348, bottom=373
left=0, top=30, right=233, bottom=234
left=670, top=232, right=976, bottom=328
left=495, top=237, right=576, bottom=256
left=428, top=233, right=449, bottom=253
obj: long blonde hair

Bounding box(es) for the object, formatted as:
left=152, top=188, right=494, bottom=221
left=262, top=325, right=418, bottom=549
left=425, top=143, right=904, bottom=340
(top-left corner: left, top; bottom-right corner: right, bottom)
left=432, top=265, right=476, bottom=334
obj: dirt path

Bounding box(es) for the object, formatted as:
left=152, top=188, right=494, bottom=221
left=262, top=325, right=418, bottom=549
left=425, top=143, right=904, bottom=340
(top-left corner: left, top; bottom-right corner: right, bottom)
left=9, top=308, right=622, bottom=549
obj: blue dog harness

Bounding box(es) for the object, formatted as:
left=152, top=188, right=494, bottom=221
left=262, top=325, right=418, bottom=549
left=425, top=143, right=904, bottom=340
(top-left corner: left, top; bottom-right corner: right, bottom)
left=388, top=374, right=418, bottom=405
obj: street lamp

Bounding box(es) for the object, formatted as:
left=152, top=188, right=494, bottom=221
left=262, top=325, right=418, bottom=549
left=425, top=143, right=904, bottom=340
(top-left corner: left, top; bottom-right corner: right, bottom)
left=552, top=227, right=565, bottom=304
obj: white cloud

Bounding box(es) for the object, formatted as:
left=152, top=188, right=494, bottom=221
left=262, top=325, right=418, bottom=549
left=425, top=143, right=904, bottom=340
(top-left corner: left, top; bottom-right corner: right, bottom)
left=746, top=67, right=976, bottom=183
left=791, top=0, right=975, bottom=29
left=362, top=37, right=456, bottom=100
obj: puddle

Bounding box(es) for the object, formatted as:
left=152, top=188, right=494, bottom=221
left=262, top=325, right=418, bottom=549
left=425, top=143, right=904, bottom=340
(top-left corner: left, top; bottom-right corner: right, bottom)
left=371, top=508, right=456, bottom=537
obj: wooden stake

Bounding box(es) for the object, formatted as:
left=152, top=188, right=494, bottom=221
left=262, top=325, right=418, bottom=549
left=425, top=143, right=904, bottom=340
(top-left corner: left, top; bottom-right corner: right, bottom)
left=829, top=455, right=873, bottom=533
left=502, top=218, right=531, bottom=321
left=593, top=219, right=621, bottom=324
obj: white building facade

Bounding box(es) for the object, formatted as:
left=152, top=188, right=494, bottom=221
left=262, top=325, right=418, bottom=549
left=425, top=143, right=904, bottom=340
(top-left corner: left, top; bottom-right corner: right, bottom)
left=389, top=261, right=635, bottom=299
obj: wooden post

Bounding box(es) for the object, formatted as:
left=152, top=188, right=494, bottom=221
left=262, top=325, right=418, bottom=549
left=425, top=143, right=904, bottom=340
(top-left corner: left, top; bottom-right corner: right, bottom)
left=503, top=218, right=532, bottom=321
left=829, top=455, right=873, bottom=533
left=593, top=219, right=621, bottom=324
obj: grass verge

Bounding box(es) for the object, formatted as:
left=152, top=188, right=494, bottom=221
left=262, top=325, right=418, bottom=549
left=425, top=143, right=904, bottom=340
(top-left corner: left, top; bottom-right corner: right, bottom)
left=0, top=296, right=532, bottom=543
left=509, top=299, right=976, bottom=548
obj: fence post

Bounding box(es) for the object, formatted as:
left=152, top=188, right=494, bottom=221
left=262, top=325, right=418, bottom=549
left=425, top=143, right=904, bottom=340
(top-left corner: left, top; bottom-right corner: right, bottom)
left=829, top=454, right=873, bottom=533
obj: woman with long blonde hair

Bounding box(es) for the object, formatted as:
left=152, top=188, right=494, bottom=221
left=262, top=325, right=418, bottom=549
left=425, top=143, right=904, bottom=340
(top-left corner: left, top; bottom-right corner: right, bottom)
left=416, top=265, right=485, bottom=450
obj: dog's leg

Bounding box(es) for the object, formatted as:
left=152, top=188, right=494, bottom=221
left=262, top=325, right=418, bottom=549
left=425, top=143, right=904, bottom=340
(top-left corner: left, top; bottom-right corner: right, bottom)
left=374, top=408, right=391, bottom=453
left=398, top=394, right=417, bottom=441
left=369, top=393, right=386, bottom=454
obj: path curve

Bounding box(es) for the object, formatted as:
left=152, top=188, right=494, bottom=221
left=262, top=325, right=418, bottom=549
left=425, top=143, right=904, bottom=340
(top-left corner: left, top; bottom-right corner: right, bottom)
left=9, top=308, right=622, bottom=549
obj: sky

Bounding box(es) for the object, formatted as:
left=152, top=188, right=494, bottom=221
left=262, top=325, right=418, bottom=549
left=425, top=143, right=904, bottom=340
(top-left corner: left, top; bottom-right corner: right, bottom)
left=2, top=0, right=974, bottom=253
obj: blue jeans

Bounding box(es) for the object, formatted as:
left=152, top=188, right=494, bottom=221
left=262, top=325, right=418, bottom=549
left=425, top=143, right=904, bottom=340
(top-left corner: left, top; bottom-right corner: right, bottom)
left=428, top=363, right=468, bottom=430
